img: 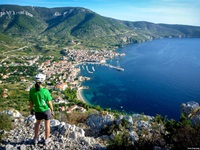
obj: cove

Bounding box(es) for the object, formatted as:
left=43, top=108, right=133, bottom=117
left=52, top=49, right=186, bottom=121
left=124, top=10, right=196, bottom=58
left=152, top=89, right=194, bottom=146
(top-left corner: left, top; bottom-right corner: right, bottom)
left=79, top=38, right=200, bottom=120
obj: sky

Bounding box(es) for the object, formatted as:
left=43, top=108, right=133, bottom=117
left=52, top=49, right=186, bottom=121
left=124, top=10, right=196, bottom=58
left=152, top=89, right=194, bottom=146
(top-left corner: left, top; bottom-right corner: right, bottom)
left=0, top=0, right=200, bottom=26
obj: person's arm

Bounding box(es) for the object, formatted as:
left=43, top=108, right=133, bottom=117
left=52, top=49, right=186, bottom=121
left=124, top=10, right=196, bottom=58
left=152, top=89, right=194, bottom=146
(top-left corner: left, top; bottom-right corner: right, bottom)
left=29, top=101, right=34, bottom=115
left=29, top=89, right=34, bottom=115
left=48, top=101, right=54, bottom=115
left=46, top=89, right=54, bottom=115
left=30, top=101, right=33, bottom=110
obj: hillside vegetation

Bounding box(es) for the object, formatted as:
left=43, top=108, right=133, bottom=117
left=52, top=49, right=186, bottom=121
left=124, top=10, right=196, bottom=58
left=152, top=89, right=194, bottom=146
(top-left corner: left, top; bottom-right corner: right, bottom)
left=1, top=4, right=200, bottom=51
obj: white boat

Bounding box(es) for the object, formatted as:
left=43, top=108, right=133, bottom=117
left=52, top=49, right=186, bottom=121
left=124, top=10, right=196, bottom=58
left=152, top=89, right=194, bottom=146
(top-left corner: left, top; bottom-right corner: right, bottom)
left=86, top=65, right=93, bottom=74
left=92, top=66, right=95, bottom=71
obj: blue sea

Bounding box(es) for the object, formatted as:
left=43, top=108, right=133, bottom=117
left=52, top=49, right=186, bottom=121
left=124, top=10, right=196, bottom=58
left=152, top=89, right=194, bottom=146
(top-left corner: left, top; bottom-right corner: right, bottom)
left=79, top=38, right=200, bottom=120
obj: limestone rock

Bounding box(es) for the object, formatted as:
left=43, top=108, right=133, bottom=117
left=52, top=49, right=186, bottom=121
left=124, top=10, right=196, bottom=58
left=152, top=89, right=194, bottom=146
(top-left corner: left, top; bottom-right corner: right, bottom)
left=25, top=115, right=36, bottom=124
left=129, top=131, right=139, bottom=143
left=5, top=144, right=14, bottom=150
left=190, top=110, right=200, bottom=126
left=116, top=114, right=124, bottom=124
left=124, top=115, right=133, bottom=125
left=1, top=108, right=22, bottom=118
left=20, top=144, right=26, bottom=150
left=77, top=128, right=85, bottom=137
left=181, top=101, right=199, bottom=116
left=181, top=101, right=200, bottom=126
left=0, top=110, right=167, bottom=150
left=135, top=120, right=152, bottom=131
left=0, top=115, right=103, bottom=150
left=86, top=113, right=114, bottom=134
left=132, top=114, right=154, bottom=121
left=50, top=119, right=60, bottom=127
left=68, top=131, right=77, bottom=140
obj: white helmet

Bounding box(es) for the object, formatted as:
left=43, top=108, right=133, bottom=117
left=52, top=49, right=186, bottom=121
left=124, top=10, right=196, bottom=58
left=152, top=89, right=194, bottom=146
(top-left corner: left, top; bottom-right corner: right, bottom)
left=34, top=73, right=46, bottom=83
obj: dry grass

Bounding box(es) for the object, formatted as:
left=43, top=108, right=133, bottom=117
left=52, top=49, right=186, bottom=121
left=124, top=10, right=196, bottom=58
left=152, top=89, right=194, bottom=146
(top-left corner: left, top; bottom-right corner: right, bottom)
left=58, top=111, right=89, bottom=125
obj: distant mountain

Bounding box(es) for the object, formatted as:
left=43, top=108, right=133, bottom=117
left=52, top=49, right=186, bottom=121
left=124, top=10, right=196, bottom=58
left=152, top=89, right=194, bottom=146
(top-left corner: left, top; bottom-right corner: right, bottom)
left=1, top=4, right=200, bottom=49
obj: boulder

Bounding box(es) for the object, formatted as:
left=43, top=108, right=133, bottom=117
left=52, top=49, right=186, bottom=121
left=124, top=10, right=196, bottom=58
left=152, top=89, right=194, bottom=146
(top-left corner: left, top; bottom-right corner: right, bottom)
left=70, top=124, right=76, bottom=132
left=25, top=115, right=36, bottom=124
left=190, top=110, right=200, bottom=126
left=68, top=131, right=77, bottom=140
left=86, top=113, right=114, bottom=134
left=79, top=137, right=92, bottom=147
left=116, top=114, right=124, bottom=124
left=135, top=120, right=152, bottom=131
left=181, top=101, right=199, bottom=116
left=20, top=144, right=26, bottom=150
left=60, top=124, right=71, bottom=137
left=50, top=119, right=60, bottom=127
left=5, top=144, right=14, bottom=150
left=132, top=114, right=154, bottom=121
left=124, top=115, right=133, bottom=125
left=129, top=130, right=139, bottom=143
left=181, top=101, right=200, bottom=126
left=77, top=128, right=85, bottom=137
left=2, top=109, right=22, bottom=118
left=58, top=121, right=66, bottom=130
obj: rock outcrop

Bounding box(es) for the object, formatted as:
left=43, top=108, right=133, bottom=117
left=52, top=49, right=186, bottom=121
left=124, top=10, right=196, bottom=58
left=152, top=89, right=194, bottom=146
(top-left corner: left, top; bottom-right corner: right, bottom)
left=2, top=105, right=184, bottom=150
left=181, top=101, right=200, bottom=126
left=1, top=109, right=161, bottom=150
left=0, top=113, right=105, bottom=150
left=86, top=112, right=114, bottom=135
left=1, top=109, right=22, bottom=118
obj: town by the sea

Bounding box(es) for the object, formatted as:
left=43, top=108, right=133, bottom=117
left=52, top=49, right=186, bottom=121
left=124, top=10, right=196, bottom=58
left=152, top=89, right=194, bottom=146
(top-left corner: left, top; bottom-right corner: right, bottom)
left=79, top=38, right=200, bottom=120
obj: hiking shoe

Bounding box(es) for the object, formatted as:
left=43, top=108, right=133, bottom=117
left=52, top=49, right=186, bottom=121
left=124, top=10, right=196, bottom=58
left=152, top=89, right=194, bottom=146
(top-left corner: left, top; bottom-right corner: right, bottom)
left=32, top=138, right=38, bottom=145
left=44, top=138, right=51, bottom=145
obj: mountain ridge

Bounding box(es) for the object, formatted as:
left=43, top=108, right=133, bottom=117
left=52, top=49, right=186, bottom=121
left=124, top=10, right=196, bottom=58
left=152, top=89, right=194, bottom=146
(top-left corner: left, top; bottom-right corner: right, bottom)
left=1, top=4, right=200, bottom=50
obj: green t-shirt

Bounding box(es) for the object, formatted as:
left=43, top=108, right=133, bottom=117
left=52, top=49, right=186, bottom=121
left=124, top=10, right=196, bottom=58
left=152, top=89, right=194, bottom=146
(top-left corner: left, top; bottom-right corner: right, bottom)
left=29, top=88, right=52, bottom=112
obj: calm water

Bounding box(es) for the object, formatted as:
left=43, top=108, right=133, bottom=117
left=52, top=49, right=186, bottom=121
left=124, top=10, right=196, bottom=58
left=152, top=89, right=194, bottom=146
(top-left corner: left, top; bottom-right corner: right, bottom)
left=79, top=38, right=200, bottom=120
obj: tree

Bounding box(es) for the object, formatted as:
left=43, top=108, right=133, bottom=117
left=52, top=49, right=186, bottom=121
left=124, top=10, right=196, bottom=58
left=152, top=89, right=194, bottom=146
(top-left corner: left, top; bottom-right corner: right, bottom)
left=179, top=113, right=191, bottom=127
left=64, top=88, right=77, bottom=100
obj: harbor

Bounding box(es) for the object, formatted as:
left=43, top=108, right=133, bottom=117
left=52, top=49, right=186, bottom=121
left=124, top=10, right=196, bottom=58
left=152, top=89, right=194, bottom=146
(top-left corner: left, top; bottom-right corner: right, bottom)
left=77, top=62, right=124, bottom=74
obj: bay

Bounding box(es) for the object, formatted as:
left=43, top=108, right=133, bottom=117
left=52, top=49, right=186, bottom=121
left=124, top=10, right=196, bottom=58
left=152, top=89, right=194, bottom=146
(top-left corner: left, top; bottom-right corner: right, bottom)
left=79, top=38, right=200, bottom=120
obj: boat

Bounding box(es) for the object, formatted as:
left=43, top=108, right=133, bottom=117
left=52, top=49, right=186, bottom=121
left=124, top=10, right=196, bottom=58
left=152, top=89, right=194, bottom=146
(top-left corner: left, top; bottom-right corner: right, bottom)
left=92, top=66, right=95, bottom=71
left=86, top=65, right=93, bottom=74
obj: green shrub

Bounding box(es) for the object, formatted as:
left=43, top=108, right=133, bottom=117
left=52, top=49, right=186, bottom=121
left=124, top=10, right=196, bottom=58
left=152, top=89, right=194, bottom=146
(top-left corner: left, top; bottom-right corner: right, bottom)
left=0, top=114, right=13, bottom=131
left=179, top=113, right=191, bottom=127
left=0, top=113, right=13, bottom=141
left=108, top=131, right=134, bottom=150
left=154, top=114, right=166, bottom=124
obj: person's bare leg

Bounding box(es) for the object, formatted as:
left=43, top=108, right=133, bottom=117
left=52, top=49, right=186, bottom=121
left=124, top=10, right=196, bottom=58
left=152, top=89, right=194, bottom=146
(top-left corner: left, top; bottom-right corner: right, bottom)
left=45, top=120, right=50, bottom=140
left=34, top=120, right=41, bottom=139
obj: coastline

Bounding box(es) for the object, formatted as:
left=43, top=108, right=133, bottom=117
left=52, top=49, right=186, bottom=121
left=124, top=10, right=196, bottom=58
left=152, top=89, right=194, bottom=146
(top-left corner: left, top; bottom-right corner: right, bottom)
left=77, top=88, right=87, bottom=103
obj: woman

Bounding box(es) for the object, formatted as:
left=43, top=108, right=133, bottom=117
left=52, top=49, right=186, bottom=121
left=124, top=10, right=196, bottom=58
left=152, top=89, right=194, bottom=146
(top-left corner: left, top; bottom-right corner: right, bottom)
left=29, top=73, right=54, bottom=145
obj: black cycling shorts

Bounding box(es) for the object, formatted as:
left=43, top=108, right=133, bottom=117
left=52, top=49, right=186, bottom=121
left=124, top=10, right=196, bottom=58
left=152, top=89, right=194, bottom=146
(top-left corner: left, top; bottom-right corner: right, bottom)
left=35, top=109, right=52, bottom=120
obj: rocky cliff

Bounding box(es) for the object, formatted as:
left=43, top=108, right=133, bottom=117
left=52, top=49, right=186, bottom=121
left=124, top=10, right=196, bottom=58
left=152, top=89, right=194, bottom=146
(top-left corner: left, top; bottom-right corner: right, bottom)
left=181, top=101, right=200, bottom=126
left=1, top=101, right=200, bottom=149
left=0, top=109, right=161, bottom=150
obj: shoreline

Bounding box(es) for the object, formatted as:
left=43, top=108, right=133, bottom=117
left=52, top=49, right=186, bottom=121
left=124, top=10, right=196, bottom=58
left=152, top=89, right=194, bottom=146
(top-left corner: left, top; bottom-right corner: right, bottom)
left=77, top=88, right=87, bottom=103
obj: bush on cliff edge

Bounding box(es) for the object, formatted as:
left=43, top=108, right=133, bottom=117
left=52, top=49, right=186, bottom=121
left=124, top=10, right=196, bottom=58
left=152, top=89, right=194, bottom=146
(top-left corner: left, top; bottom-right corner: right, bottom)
left=0, top=113, right=13, bottom=141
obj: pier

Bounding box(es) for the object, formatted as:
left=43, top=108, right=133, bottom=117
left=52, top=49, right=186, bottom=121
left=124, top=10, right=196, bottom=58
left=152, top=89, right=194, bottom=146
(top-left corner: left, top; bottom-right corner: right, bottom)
left=103, top=64, right=124, bottom=71
left=76, top=62, right=124, bottom=72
